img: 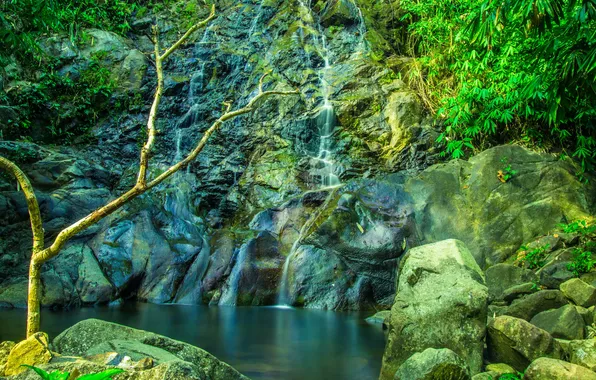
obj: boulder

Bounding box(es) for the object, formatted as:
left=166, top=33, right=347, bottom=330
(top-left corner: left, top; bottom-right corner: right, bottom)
left=485, top=363, right=517, bottom=377
left=0, top=341, right=15, bottom=376
left=530, top=304, right=585, bottom=340
left=485, top=264, right=537, bottom=302
left=567, top=339, right=596, bottom=371
left=502, top=282, right=537, bottom=303
left=471, top=372, right=500, bottom=380
left=52, top=319, right=248, bottom=379
left=524, top=357, right=596, bottom=379
left=540, top=261, right=576, bottom=289
left=380, top=240, right=488, bottom=379
left=505, top=290, right=567, bottom=321
left=393, top=348, right=471, bottom=380
left=560, top=278, right=596, bottom=308
left=5, top=333, right=53, bottom=376
left=406, top=145, right=594, bottom=267
left=487, top=316, right=562, bottom=371
left=11, top=357, right=204, bottom=380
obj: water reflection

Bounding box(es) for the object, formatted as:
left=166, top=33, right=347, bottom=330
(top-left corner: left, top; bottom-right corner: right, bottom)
left=0, top=304, right=385, bottom=380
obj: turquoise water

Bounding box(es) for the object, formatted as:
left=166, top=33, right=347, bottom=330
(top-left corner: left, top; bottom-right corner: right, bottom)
left=0, top=303, right=386, bottom=380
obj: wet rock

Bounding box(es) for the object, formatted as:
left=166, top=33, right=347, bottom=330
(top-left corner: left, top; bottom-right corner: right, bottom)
left=53, top=318, right=248, bottom=379
left=530, top=304, right=585, bottom=340
left=380, top=240, right=488, bottom=379
left=5, top=333, right=53, bottom=376
left=487, top=316, right=562, bottom=372
left=365, top=310, right=390, bottom=328
left=524, top=357, right=596, bottom=380
left=505, top=290, right=567, bottom=321
left=561, top=278, right=596, bottom=308
left=393, top=348, right=471, bottom=380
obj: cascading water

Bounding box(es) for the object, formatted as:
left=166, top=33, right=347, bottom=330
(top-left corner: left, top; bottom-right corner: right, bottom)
left=276, top=0, right=349, bottom=307
left=219, top=244, right=250, bottom=306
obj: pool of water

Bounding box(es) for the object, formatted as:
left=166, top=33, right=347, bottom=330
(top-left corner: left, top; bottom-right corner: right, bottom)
left=0, top=303, right=386, bottom=380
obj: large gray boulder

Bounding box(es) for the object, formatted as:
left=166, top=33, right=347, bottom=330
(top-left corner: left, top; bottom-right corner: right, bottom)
left=380, top=240, right=488, bottom=379
left=406, top=145, right=594, bottom=267
left=52, top=319, right=248, bottom=380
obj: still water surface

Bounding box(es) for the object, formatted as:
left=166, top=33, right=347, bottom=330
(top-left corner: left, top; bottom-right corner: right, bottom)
left=0, top=303, right=386, bottom=380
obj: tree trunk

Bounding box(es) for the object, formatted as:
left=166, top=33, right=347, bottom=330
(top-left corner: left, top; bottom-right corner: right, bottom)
left=26, top=258, right=42, bottom=337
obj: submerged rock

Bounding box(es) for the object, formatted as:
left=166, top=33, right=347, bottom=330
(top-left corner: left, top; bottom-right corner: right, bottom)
left=52, top=318, right=248, bottom=379
left=380, top=239, right=488, bottom=379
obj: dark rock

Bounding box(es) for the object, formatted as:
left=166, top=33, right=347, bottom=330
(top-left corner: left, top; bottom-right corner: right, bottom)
left=502, top=282, right=538, bottom=303
left=485, top=264, right=538, bottom=302
left=505, top=290, right=568, bottom=321
left=530, top=304, right=585, bottom=340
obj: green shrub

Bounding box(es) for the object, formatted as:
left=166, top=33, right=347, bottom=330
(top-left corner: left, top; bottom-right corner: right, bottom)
left=398, top=0, right=596, bottom=179
left=516, top=244, right=550, bottom=269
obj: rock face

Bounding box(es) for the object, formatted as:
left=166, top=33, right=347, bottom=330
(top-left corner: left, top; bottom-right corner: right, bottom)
left=52, top=318, right=248, bottom=379
left=487, top=316, right=562, bottom=372
left=0, top=0, right=594, bottom=313
left=524, top=357, right=596, bottom=380
left=4, top=332, right=52, bottom=376
left=393, top=348, right=471, bottom=380
left=567, top=339, right=596, bottom=371
left=380, top=240, right=488, bottom=379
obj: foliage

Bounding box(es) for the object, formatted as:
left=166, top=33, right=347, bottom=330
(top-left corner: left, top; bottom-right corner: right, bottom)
left=499, top=373, right=524, bottom=380
left=516, top=243, right=550, bottom=269
left=0, top=0, right=141, bottom=65
left=498, top=157, right=518, bottom=182
left=398, top=0, right=596, bottom=178
left=568, top=245, right=596, bottom=276
left=21, top=365, right=124, bottom=380
left=4, top=54, right=116, bottom=142
left=558, top=220, right=596, bottom=275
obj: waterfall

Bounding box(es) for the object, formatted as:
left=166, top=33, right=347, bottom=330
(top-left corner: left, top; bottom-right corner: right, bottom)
left=219, top=244, right=250, bottom=306
left=276, top=187, right=341, bottom=306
